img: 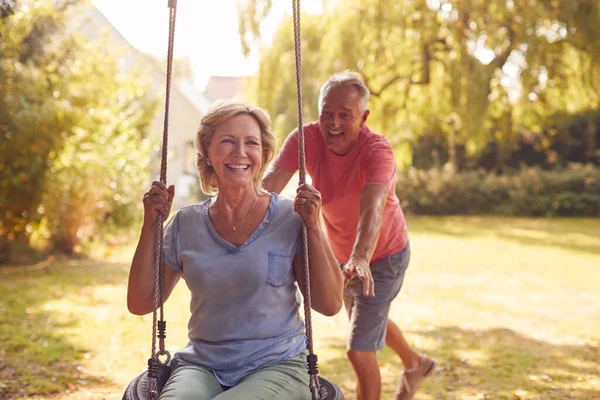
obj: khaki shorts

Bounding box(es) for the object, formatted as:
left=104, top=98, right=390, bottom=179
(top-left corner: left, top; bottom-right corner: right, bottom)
left=342, top=243, right=410, bottom=352
left=159, top=351, right=311, bottom=400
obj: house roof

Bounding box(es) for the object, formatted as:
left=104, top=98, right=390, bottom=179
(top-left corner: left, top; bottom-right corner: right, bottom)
left=177, top=77, right=212, bottom=114
left=203, top=75, right=245, bottom=101
left=80, top=0, right=210, bottom=116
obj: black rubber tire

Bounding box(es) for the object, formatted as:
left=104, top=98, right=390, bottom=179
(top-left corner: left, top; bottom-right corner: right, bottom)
left=123, top=369, right=343, bottom=400
left=122, top=366, right=172, bottom=400
left=317, top=376, right=345, bottom=399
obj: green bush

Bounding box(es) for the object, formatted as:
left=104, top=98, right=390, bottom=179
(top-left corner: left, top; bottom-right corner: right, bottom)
left=0, top=0, right=157, bottom=256
left=397, top=164, right=600, bottom=216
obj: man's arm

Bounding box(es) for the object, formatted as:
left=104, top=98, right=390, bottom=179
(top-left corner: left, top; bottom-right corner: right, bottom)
left=343, top=184, right=389, bottom=297
left=262, top=166, right=294, bottom=194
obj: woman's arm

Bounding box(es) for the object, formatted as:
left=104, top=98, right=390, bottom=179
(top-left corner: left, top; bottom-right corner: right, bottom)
left=127, top=181, right=181, bottom=315
left=292, top=184, right=343, bottom=316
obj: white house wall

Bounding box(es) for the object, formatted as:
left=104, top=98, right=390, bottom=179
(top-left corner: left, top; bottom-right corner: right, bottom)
left=73, top=0, right=209, bottom=207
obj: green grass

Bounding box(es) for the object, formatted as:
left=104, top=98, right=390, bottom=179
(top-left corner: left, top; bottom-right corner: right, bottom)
left=1, top=217, right=599, bottom=400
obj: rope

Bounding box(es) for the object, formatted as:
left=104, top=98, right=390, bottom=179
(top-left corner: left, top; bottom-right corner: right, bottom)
left=148, top=1, right=178, bottom=399
left=146, top=1, right=318, bottom=398
left=292, top=1, right=320, bottom=399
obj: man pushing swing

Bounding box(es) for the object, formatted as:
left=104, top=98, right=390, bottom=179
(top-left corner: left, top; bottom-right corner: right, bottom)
left=264, top=71, right=436, bottom=400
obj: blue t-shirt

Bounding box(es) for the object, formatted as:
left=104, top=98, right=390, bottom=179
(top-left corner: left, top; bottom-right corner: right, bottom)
left=163, top=193, right=306, bottom=386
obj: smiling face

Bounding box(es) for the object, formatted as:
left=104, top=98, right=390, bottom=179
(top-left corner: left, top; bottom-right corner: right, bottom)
left=318, top=84, right=370, bottom=156
left=207, top=113, right=263, bottom=191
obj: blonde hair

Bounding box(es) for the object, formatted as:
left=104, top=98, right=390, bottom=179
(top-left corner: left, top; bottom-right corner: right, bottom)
left=195, top=100, right=276, bottom=195
left=318, top=70, right=370, bottom=113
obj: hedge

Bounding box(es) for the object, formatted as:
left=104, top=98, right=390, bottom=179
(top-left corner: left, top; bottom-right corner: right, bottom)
left=396, top=164, right=600, bottom=217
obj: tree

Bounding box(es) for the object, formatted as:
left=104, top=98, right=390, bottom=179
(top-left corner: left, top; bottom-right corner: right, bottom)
left=239, top=0, right=600, bottom=170
left=247, top=13, right=325, bottom=142
left=0, top=0, right=157, bottom=257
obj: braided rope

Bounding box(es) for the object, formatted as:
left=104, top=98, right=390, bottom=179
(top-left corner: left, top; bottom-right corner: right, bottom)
left=292, top=1, right=320, bottom=399
left=148, top=1, right=178, bottom=399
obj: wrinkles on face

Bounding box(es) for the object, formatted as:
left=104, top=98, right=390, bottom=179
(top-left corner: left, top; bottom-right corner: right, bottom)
left=319, top=85, right=368, bottom=156
left=208, top=114, right=263, bottom=191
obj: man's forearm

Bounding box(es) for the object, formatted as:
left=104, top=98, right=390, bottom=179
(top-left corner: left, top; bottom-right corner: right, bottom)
left=262, top=166, right=293, bottom=194
left=350, top=204, right=384, bottom=263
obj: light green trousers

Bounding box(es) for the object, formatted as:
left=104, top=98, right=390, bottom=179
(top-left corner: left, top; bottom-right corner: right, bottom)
left=158, top=351, right=311, bottom=400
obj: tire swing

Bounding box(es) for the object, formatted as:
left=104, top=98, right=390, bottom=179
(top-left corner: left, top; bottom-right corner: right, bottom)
left=122, top=0, right=343, bottom=399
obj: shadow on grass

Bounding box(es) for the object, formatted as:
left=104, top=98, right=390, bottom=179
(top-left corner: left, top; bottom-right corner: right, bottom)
left=318, top=326, right=600, bottom=399
left=0, top=260, right=129, bottom=399
left=409, top=217, right=600, bottom=256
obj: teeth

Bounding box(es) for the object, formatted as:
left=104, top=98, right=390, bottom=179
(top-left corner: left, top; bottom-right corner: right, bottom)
left=226, top=164, right=250, bottom=170
left=329, top=131, right=343, bottom=136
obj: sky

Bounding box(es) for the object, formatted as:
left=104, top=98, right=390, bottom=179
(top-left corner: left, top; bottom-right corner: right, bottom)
left=90, top=0, right=323, bottom=89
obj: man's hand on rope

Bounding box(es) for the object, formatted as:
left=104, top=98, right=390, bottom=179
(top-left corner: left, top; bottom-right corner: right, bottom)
left=143, top=181, right=175, bottom=226
left=293, top=183, right=322, bottom=231
left=343, top=255, right=375, bottom=297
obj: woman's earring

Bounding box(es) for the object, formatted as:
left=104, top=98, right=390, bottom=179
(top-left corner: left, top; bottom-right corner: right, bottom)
left=207, top=159, right=212, bottom=166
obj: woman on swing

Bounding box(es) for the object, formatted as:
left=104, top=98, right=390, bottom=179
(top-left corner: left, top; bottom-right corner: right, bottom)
left=127, top=100, right=344, bottom=400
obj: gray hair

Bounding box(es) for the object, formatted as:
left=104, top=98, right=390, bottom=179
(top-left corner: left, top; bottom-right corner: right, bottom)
left=318, top=71, right=370, bottom=113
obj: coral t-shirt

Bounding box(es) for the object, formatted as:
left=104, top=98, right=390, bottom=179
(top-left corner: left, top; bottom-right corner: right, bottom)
left=274, top=121, right=408, bottom=263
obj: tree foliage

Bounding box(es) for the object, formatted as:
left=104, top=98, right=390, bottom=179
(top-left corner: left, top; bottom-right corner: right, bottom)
left=0, top=0, right=157, bottom=256
left=239, top=0, right=600, bottom=170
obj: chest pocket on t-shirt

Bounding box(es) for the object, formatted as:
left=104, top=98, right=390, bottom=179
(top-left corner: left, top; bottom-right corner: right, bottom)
left=267, top=251, right=294, bottom=287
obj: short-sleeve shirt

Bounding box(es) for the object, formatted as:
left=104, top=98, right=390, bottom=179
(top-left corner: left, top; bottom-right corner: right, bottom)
left=163, top=193, right=306, bottom=386
left=274, top=122, right=408, bottom=263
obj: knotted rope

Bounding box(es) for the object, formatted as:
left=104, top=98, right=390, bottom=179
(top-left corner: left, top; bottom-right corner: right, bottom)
left=148, top=1, right=178, bottom=399
left=147, top=1, right=320, bottom=398
left=292, top=1, right=320, bottom=398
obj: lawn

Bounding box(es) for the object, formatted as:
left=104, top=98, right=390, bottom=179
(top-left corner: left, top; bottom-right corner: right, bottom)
left=1, top=217, right=599, bottom=400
